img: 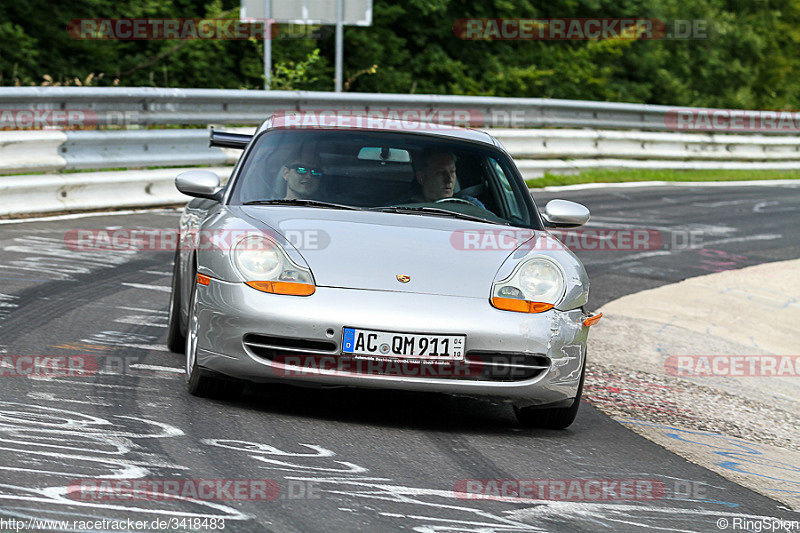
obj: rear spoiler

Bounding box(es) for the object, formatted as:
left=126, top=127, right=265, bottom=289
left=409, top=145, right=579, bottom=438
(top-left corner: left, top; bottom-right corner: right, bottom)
left=209, top=128, right=252, bottom=149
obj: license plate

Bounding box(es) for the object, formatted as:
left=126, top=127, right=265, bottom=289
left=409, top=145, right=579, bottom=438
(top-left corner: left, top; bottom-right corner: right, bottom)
left=342, top=328, right=465, bottom=360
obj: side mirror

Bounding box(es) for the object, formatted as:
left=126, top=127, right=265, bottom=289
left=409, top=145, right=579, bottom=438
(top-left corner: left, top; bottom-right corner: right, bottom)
left=541, top=199, right=590, bottom=228
left=175, top=170, right=222, bottom=201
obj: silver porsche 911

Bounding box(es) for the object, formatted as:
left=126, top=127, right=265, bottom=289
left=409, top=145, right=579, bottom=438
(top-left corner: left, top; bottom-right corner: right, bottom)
left=166, top=115, right=600, bottom=429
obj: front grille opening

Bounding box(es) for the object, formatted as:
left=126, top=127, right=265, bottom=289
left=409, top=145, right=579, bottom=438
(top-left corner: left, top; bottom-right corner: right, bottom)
left=465, top=351, right=550, bottom=381
left=244, top=334, right=337, bottom=361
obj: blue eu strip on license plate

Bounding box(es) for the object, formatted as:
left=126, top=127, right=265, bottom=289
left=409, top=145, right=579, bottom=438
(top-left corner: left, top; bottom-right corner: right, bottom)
left=341, top=327, right=465, bottom=360
left=342, top=328, right=356, bottom=353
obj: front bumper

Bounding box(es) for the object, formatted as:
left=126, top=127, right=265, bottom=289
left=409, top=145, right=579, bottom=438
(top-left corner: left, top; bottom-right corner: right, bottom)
left=194, top=280, right=590, bottom=407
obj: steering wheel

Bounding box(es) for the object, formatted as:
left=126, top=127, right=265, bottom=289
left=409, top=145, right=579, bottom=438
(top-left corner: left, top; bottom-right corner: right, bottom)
left=435, top=197, right=474, bottom=206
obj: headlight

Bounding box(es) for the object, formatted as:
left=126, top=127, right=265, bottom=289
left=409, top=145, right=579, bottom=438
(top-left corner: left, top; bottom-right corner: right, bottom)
left=232, top=235, right=315, bottom=296
left=491, top=256, right=565, bottom=313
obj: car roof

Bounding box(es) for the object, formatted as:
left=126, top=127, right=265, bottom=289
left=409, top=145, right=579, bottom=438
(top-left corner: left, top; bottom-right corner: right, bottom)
left=256, top=112, right=502, bottom=148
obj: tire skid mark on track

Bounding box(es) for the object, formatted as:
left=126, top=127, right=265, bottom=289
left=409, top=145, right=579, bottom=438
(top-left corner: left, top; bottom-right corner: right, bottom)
left=423, top=429, right=520, bottom=482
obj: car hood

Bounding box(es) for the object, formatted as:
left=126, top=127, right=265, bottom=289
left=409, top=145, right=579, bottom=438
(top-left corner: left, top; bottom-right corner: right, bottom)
left=233, top=206, right=544, bottom=298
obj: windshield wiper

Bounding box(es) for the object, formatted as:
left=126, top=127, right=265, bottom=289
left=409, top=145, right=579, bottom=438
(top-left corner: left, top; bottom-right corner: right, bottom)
left=371, top=206, right=509, bottom=225
left=243, top=199, right=361, bottom=210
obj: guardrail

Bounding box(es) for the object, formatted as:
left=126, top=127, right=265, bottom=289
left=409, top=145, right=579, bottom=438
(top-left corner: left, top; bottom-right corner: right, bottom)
left=0, top=167, right=232, bottom=217
left=0, top=128, right=250, bottom=175
left=3, top=87, right=800, bottom=216
left=490, top=129, right=800, bottom=179
left=4, top=126, right=800, bottom=216
left=4, top=127, right=800, bottom=176
left=0, top=86, right=765, bottom=131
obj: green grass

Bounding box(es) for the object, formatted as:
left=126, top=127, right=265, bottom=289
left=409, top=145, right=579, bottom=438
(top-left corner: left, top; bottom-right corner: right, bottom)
left=526, top=168, right=800, bottom=188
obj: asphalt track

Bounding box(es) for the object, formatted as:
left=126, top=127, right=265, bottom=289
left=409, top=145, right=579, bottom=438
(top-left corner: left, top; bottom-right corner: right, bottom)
left=0, top=182, right=798, bottom=532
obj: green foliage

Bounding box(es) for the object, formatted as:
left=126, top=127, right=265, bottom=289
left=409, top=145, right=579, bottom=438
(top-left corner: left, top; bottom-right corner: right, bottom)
left=269, top=49, right=322, bottom=90
left=1, top=0, right=800, bottom=110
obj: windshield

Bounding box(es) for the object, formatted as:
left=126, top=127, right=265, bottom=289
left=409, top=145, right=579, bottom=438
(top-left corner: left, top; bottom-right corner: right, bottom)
left=228, top=129, right=540, bottom=228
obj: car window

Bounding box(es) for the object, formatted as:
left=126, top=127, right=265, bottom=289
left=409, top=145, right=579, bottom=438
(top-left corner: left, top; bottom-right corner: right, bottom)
left=489, top=157, right=524, bottom=222
left=228, top=129, right=538, bottom=228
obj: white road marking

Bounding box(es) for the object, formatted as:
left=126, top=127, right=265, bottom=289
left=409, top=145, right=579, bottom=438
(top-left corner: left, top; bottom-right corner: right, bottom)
left=1, top=236, right=135, bottom=281
left=117, top=306, right=169, bottom=315
left=0, top=401, right=250, bottom=523
left=44, top=379, right=155, bottom=391
left=691, top=199, right=755, bottom=208
left=26, top=392, right=113, bottom=407
left=592, top=233, right=783, bottom=266
left=128, top=364, right=184, bottom=373
left=588, top=218, right=736, bottom=236
left=202, top=438, right=773, bottom=533
left=0, top=294, right=19, bottom=308
left=753, top=200, right=799, bottom=213
left=108, top=343, right=170, bottom=352
left=82, top=331, right=169, bottom=352
left=114, top=315, right=168, bottom=328
left=121, top=283, right=171, bottom=293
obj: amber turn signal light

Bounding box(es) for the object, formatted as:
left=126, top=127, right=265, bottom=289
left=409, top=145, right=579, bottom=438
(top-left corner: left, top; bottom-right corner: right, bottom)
left=246, top=281, right=316, bottom=296
left=491, top=297, right=554, bottom=313
left=196, top=273, right=211, bottom=286
left=583, top=313, right=602, bottom=327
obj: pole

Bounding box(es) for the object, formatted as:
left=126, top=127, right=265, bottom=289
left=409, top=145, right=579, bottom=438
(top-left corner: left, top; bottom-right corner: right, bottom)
left=264, top=0, right=272, bottom=90
left=335, top=0, right=343, bottom=92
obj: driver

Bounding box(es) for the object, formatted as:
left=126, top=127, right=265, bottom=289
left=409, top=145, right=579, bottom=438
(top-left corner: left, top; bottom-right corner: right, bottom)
left=413, top=150, right=484, bottom=207
left=282, top=156, right=323, bottom=200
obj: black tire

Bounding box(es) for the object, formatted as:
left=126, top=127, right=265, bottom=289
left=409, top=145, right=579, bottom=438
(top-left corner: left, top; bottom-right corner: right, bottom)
left=166, top=249, right=186, bottom=354
left=514, top=356, right=587, bottom=430
left=187, top=363, right=245, bottom=400
left=185, top=278, right=244, bottom=400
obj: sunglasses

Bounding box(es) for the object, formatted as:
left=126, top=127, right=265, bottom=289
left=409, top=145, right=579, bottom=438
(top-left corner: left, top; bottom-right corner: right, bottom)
left=288, top=164, right=323, bottom=177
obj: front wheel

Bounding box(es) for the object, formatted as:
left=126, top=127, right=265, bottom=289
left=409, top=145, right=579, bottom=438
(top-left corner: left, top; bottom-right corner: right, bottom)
left=185, top=279, right=244, bottom=400
left=514, top=398, right=581, bottom=430
left=166, top=250, right=186, bottom=354
left=514, top=356, right=587, bottom=429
